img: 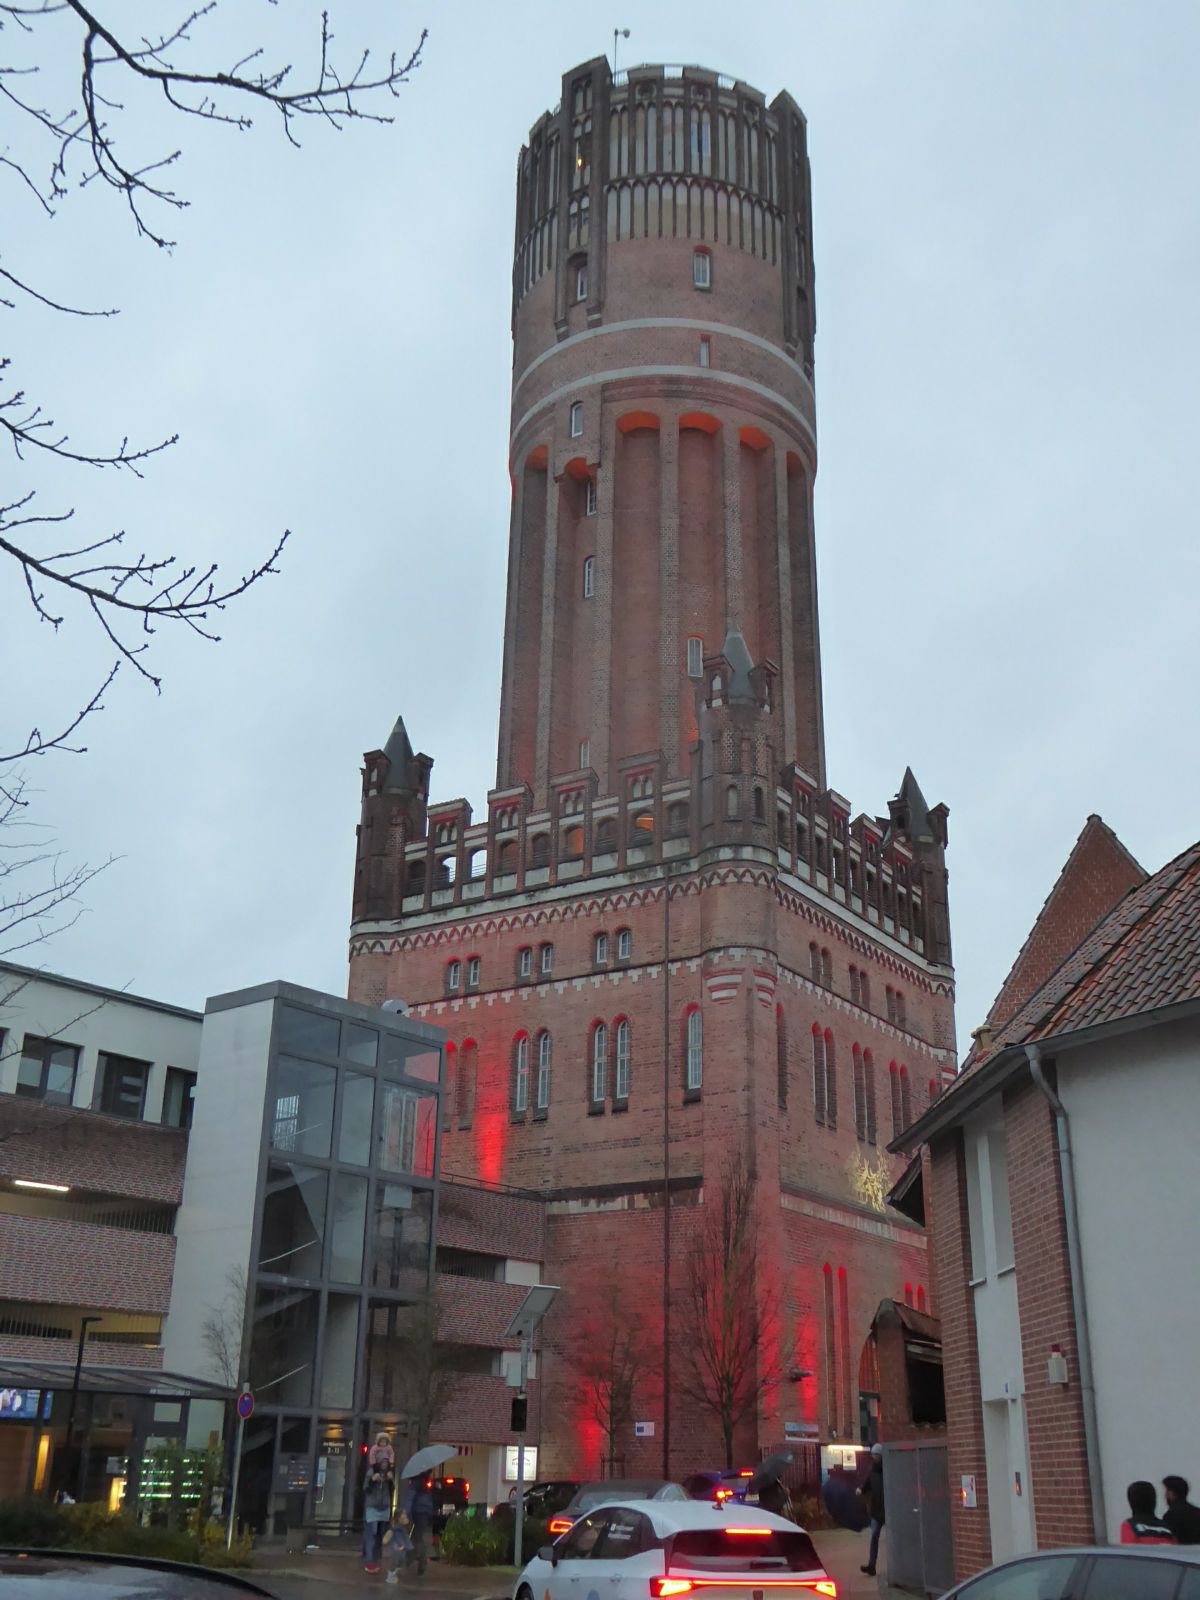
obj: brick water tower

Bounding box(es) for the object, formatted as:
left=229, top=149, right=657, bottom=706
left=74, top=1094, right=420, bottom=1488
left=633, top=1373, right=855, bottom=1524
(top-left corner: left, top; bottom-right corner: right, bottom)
left=350, top=57, right=956, bottom=1479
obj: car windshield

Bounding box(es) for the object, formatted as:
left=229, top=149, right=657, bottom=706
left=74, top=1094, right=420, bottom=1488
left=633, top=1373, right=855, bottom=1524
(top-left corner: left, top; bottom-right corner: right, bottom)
left=670, top=1528, right=823, bottom=1572
left=573, top=1481, right=674, bottom=1511
left=0, top=1553, right=273, bottom=1597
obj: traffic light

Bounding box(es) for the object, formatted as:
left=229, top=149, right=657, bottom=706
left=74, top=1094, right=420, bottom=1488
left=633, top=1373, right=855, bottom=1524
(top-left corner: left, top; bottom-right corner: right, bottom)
left=510, top=1395, right=528, bottom=1432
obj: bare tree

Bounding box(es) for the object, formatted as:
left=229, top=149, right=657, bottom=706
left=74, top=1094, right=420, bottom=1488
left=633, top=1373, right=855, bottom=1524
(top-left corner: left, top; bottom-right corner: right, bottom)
left=675, top=1157, right=789, bottom=1468
left=1, top=1, right=426, bottom=938
left=201, top=1264, right=248, bottom=1387
left=369, top=1290, right=460, bottom=1452
left=567, top=1285, right=650, bottom=1477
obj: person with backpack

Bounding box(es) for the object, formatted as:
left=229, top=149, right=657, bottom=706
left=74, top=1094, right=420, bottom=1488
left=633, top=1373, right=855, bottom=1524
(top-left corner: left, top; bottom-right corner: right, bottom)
left=1119, top=1481, right=1176, bottom=1545
left=860, top=1444, right=886, bottom=1577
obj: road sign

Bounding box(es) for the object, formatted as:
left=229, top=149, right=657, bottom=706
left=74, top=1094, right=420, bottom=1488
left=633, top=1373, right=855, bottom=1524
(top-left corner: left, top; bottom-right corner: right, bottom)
left=236, top=1390, right=254, bottom=1421
left=634, top=1421, right=655, bottom=1438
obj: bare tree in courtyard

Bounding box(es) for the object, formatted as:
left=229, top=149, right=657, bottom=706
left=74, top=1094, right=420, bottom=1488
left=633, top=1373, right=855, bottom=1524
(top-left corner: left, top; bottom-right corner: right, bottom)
left=369, top=1291, right=460, bottom=1452
left=675, top=1157, right=789, bottom=1468
left=567, top=1285, right=652, bottom=1477
left=201, top=1264, right=248, bottom=1387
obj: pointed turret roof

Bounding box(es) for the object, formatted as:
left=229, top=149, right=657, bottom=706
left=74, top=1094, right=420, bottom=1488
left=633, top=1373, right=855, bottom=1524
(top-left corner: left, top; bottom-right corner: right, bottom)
left=381, top=715, right=416, bottom=792
left=885, top=766, right=935, bottom=845
left=720, top=629, right=757, bottom=704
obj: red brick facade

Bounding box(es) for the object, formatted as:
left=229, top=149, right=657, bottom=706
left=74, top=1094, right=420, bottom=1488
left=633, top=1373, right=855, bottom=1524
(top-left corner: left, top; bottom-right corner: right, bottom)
left=350, top=58, right=957, bottom=1480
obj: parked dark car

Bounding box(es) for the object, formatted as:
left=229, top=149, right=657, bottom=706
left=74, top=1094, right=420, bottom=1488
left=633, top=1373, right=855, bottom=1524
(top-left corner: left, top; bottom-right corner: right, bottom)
left=0, top=1550, right=276, bottom=1597
left=547, top=1479, right=687, bottom=1535
left=938, top=1545, right=1200, bottom=1600
left=492, top=1480, right=581, bottom=1525
left=430, top=1474, right=472, bottom=1535
left=682, top=1469, right=756, bottom=1503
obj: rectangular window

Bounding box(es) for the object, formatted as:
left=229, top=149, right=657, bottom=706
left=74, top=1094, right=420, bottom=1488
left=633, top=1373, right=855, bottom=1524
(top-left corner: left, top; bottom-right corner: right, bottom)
left=686, top=635, right=704, bottom=678
left=693, top=250, right=712, bottom=289
left=97, top=1052, right=150, bottom=1120
left=579, top=738, right=591, bottom=769
left=16, top=1036, right=80, bottom=1106
left=594, top=932, right=609, bottom=964
left=536, top=1034, right=552, bottom=1109
left=699, top=336, right=711, bottom=368
left=272, top=1056, right=336, bottom=1159
left=518, top=947, right=533, bottom=978
left=162, top=1066, right=196, bottom=1129
left=575, top=263, right=588, bottom=301
left=569, top=401, right=583, bottom=438
left=582, top=556, right=595, bottom=598
left=466, top=957, right=481, bottom=988
left=379, top=1082, right=436, bottom=1177
left=585, top=479, right=598, bottom=516
left=686, top=1009, right=703, bottom=1091
left=514, top=1037, right=530, bottom=1112
left=592, top=1026, right=607, bottom=1102
left=540, top=943, right=553, bottom=975
left=337, top=1071, right=375, bottom=1165
left=617, top=928, right=632, bottom=961
left=615, top=1021, right=631, bottom=1100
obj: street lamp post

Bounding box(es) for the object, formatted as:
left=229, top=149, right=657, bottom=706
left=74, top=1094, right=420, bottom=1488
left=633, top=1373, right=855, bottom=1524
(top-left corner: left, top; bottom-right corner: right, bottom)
left=65, top=1314, right=100, bottom=1499
left=504, top=1284, right=560, bottom=1572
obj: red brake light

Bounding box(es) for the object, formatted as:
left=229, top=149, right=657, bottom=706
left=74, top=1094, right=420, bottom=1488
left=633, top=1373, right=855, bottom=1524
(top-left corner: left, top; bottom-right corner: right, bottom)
left=445, top=1476, right=455, bottom=1483
left=726, top=1528, right=773, bottom=1536
left=464, top=1482, right=470, bottom=1496
left=652, top=1582, right=695, bottom=1597
left=738, top=1470, right=754, bottom=1478
left=715, top=1489, right=733, bottom=1501
left=806, top=1585, right=837, bottom=1597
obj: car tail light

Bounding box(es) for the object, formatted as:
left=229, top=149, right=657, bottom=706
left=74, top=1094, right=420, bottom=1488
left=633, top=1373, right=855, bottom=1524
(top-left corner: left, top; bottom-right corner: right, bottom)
left=464, top=1482, right=470, bottom=1496
left=548, top=1518, right=573, bottom=1535
left=738, top=1470, right=754, bottom=1478
left=715, top=1489, right=733, bottom=1501
left=652, top=1581, right=695, bottom=1597
left=805, top=1584, right=837, bottom=1597
left=445, top=1476, right=455, bottom=1483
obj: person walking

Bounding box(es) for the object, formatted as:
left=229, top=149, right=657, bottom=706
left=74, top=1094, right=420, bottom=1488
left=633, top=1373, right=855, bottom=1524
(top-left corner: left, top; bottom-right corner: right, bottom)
left=1163, top=1477, right=1200, bottom=1545
left=362, top=1432, right=396, bottom=1573
left=1119, top=1481, right=1176, bottom=1544
left=860, top=1443, right=886, bottom=1577
left=403, top=1473, right=435, bottom=1577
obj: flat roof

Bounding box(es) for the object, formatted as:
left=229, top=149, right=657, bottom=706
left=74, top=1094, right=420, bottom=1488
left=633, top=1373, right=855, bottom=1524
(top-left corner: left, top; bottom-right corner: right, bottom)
left=0, top=961, right=201, bottom=1023
left=0, top=1359, right=232, bottom=1400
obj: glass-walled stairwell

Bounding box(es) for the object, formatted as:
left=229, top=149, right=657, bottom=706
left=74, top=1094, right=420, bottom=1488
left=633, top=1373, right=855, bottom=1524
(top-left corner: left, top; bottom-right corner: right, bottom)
left=241, top=997, right=443, bottom=1536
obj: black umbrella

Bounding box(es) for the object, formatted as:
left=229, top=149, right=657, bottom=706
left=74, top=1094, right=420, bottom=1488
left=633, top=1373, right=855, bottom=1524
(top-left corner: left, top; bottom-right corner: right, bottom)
left=822, top=1470, right=869, bottom=1532
left=749, top=1452, right=793, bottom=1493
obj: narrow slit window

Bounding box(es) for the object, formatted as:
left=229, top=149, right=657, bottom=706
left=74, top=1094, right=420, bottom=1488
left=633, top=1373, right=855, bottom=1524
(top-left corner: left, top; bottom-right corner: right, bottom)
left=699, top=336, right=711, bottom=368
left=575, top=262, right=588, bottom=301
left=686, top=635, right=704, bottom=678
left=686, top=1008, right=703, bottom=1091
left=583, top=556, right=595, bottom=598
left=569, top=400, right=583, bottom=438
left=615, top=1019, right=631, bottom=1099
left=585, top=478, right=598, bottom=516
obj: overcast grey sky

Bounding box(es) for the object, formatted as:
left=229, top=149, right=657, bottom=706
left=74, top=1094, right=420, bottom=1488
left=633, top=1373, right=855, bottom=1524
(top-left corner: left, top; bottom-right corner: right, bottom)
left=5, top=1, right=1198, bottom=1048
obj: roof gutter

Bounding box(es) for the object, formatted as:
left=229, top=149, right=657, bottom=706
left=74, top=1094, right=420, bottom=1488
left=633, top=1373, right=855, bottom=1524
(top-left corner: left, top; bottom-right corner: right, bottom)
left=1025, top=1041, right=1106, bottom=1544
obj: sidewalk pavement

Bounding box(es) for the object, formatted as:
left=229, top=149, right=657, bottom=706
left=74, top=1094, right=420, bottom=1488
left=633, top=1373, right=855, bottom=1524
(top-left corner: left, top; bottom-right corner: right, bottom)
left=250, top=1528, right=916, bottom=1600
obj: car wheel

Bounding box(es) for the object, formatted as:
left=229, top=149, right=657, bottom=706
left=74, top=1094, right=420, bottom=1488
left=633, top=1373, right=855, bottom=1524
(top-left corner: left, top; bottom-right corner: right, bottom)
left=517, top=1586, right=536, bottom=1600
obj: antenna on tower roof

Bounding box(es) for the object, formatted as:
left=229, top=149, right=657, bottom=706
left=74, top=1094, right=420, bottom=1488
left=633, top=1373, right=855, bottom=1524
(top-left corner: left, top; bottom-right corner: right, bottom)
left=613, top=27, right=630, bottom=75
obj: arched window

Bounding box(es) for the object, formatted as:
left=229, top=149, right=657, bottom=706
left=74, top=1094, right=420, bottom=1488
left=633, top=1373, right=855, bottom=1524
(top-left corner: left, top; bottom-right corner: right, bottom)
left=904, top=1282, right=913, bottom=1308
left=496, top=839, right=518, bottom=874
left=583, top=555, right=595, bottom=598
left=594, top=931, right=609, bottom=965
left=848, top=965, right=859, bottom=1006
left=824, top=1028, right=838, bottom=1127
left=536, top=1031, right=552, bottom=1111
left=776, top=1004, right=788, bottom=1109
left=442, top=1044, right=456, bottom=1132
left=517, top=945, right=533, bottom=980
left=753, top=785, right=765, bottom=821
left=447, top=960, right=461, bottom=994
left=456, top=1039, right=477, bottom=1126
left=809, top=942, right=821, bottom=983
left=889, top=1061, right=903, bottom=1136
left=692, top=246, right=712, bottom=289
left=852, top=1044, right=866, bottom=1141
left=685, top=1007, right=703, bottom=1091
left=821, top=948, right=833, bottom=989
left=928, top=1076, right=939, bottom=1108
left=616, top=928, right=632, bottom=961
left=562, top=824, right=584, bottom=859
left=513, top=1035, right=530, bottom=1114
left=916, top=1284, right=927, bottom=1313
left=667, top=801, right=689, bottom=838
left=864, top=1049, right=877, bottom=1145
left=860, top=970, right=871, bottom=1011
left=725, top=783, right=740, bottom=819
left=529, top=834, right=550, bottom=869
left=591, top=1022, right=608, bottom=1103
left=615, top=1018, right=631, bottom=1100
left=539, top=942, right=554, bottom=977
left=594, top=817, right=617, bottom=855
left=899, top=1065, right=912, bottom=1129
left=821, top=1263, right=835, bottom=1435
left=811, top=1024, right=826, bottom=1125
left=405, top=857, right=426, bottom=893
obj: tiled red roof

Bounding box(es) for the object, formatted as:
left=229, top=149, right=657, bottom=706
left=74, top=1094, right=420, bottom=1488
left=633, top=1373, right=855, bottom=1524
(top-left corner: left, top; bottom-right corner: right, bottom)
left=979, top=838, right=1200, bottom=1060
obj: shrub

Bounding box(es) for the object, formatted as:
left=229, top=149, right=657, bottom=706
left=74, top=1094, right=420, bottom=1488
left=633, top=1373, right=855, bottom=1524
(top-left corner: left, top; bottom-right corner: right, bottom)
left=0, top=1501, right=251, bottom=1569
left=500, top=1515, right=552, bottom=1564
left=790, top=1492, right=836, bottom=1531
left=439, top=1513, right=509, bottom=1566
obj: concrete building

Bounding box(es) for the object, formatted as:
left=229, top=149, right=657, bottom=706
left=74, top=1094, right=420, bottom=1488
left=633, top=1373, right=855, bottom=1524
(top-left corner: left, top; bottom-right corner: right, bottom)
left=893, top=821, right=1200, bottom=1580
left=349, top=56, right=957, bottom=1479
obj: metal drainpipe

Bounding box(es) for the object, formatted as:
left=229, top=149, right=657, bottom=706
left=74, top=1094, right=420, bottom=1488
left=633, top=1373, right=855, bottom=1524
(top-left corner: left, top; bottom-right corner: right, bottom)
left=1025, top=1042, right=1107, bottom=1543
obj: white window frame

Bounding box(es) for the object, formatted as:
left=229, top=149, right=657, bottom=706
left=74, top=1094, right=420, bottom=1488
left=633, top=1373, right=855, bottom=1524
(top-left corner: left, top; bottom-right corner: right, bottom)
left=585, top=478, right=598, bottom=516
left=536, top=1033, right=552, bottom=1110
left=448, top=960, right=461, bottom=992
left=686, top=1008, right=703, bottom=1090
left=693, top=249, right=712, bottom=290
left=569, top=401, right=583, bottom=438
left=579, top=738, right=591, bottom=770
left=540, top=942, right=554, bottom=976
left=575, top=262, right=588, bottom=301
left=518, top=946, right=533, bottom=979
left=617, top=928, right=632, bottom=961
left=582, top=556, right=595, bottom=598
left=686, top=635, right=704, bottom=679
left=699, top=336, right=711, bottom=368
left=514, top=1035, right=530, bottom=1113
left=466, top=956, right=481, bottom=988
left=592, top=1023, right=608, bottom=1102
left=594, top=932, right=609, bottom=964
left=615, top=1019, right=631, bottom=1099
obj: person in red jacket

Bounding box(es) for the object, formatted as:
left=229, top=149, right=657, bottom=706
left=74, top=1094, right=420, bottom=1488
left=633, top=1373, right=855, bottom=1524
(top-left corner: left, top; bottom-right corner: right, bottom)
left=1120, top=1481, right=1177, bottom=1544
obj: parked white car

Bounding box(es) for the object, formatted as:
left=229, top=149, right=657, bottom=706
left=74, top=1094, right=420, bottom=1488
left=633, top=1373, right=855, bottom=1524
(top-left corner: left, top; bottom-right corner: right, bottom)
left=513, top=1497, right=836, bottom=1600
